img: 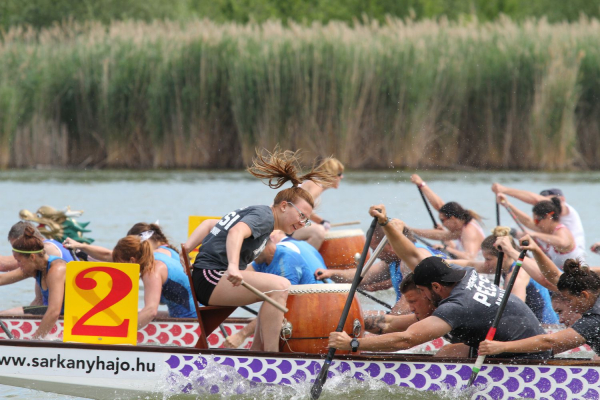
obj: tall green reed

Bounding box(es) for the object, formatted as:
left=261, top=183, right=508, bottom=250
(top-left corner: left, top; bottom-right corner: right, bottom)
left=1, top=17, right=600, bottom=170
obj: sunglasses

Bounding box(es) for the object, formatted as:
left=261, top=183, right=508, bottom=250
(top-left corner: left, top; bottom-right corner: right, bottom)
left=287, top=202, right=311, bottom=226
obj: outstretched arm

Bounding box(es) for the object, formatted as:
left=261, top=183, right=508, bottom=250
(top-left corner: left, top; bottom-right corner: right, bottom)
left=0, top=268, right=29, bottom=286
left=329, top=315, right=451, bottom=352
left=364, top=313, right=419, bottom=334
left=368, top=205, right=433, bottom=271
left=499, top=195, right=538, bottom=231
left=530, top=228, right=574, bottom=252
left=479, top=328, right=585, bottom=356
left=519, top=235, right=562, bottom=285
left=411, top=174, right=445, bottom=210
left=0, top=255, right=18, bottom=272
left=492, top=183, right=546, bottom=206
left=63, top=238, right=112, bottom=261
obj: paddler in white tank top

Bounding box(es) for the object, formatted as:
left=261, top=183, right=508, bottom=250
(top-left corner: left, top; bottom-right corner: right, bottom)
left=499, top=194, right=585, bottom=267
left=492, top=184, right=586, bottom=255
left=409, top=174, right=485, bottom=261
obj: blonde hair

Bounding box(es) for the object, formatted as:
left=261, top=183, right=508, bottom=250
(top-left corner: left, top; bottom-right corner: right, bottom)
left=247, top=148, right=337, bottom=207
left=318, top=158, right=344, bottom=176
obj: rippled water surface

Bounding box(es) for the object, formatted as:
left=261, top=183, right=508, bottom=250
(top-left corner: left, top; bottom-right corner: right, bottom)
left=1, top=169, right=600, bottom=399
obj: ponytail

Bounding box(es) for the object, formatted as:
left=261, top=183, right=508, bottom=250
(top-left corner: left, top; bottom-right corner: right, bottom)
left=113, top=235, right=155, bottom=276
left=127, top=222, right=179, bottom=254
left=247, top=147, right=337, bottom=207
left=481, top=226, right=517, bottom=257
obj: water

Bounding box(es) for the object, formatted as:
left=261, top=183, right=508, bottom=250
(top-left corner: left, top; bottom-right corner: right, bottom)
left=1, top=169, right=600, bottom=399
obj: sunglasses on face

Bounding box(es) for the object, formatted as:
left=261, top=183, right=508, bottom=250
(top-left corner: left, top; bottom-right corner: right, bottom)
left=287, top=201, right=311, bottom=226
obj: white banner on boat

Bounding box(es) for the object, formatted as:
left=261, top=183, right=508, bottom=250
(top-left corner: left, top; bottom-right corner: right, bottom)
left=0, top=346, right=165, bottom=379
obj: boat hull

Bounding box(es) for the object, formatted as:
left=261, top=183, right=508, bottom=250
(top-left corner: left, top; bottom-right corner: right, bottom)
left=0, top=339, right=599, bottom=400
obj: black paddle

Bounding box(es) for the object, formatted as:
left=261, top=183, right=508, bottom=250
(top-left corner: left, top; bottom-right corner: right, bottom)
left=496, top=202, right=500, bottom=226
left=467, top=240, right=529, bottom=387
left=310, top=215, right=379, bottom=399
left=417, top=186, right=438, bottom=228
left=493, top=246, right=504, bottom=287
left=0, top=320, right=13, bottom=339
left=356, top=289, right=393, bottom=310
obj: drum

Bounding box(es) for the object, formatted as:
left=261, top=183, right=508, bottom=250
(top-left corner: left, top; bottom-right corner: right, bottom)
left=279, top=284, right=364, bottom=354
left=319, top=229, right=367, bottom=270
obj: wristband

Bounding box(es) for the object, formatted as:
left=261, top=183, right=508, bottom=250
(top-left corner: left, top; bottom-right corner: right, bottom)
left=418, top=182, right=426, bottom=188
left=378, top=218, right=390, bottom=226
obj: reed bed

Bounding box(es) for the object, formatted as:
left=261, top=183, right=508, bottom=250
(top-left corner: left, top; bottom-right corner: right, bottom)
left=1, top=17, right=600, bottom=170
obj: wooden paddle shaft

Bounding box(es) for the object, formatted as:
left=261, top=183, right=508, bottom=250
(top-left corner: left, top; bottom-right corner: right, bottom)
left=241, top=281, right=289, bottom=313
left=361, top=236, right=388, bottom=278
left=330, top=221, right=360, bottom=228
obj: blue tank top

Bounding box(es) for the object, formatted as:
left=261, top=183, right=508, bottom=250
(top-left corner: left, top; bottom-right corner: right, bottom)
left=508, top=262, right=559, bottom=324
left=390, top=243, right=448, bottom=302
left=35, top=255, right=65, bottom=314
left=279, top=237, right=326, bottom=284
left=159, top=245, right=180, bottom=261
left=252, top=245, right=318, bottom=285
left=153, top=252, right=197, bottom=318
left=44, top=239, right=75, bottom=262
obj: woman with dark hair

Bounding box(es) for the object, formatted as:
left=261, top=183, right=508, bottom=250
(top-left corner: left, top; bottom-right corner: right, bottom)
left=183, top=148, right=335, bottom=352
left=409, top=174, right=485, bottom=260
left=499, top=194, right=585, bottom=267
left=0, top=225, right=66, bottom=339
left=112, top=234, right=196, bottom=328
left=479, top=257, right=600, bottom=357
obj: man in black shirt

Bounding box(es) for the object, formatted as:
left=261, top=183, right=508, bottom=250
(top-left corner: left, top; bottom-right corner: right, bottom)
left=329, top=256, right=550, bottom=359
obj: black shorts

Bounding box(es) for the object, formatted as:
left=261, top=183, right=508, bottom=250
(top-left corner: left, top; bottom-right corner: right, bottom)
left=192, top=268, right=225, bottom=305
left=22, top=306, right=48, bottom=315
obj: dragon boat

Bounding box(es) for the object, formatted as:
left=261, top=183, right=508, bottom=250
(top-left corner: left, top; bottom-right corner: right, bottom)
left=1, top=338, right=599, bottom=400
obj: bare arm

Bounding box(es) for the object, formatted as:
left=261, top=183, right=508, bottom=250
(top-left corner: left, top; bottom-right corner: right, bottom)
left=138, top=262, right=166, bottom=329
left=0, top=255, right=18, bottom=272
left=182, top=219, right=220, bottom=254
left=449, top=259, right=490, bottom=274
left=316, top=260, right=390, bottom=286
left=409, top=227, right=457, bottom=242
left=329, top=315, right=451, bottom=352
left=0, top=268, right=30, bottom=286
left=501, top=198, right=538, bottom=231
left=30, top=283, right=44, bottom=306
left=505, top=266, right=530, bottom=302
left=457, top=224, right=484, bottom=260
left=364, top=313, right=419, bottom=334
left=530, top=228, right=574, bottom=252
left=63, top=238, right=113, bottom=262
left=411, top=174, right=445, bottom=210
left=519, top=235, right=562, bottom=285
left=492, top=183, right=546, bottom=206
left=479, top=328, right=586, bottom=356
left=33, top=260, right=66, bottom=339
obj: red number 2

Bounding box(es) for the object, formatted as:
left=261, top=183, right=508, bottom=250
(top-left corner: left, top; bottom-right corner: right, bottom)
left=72, top=267, right=133, bottom=337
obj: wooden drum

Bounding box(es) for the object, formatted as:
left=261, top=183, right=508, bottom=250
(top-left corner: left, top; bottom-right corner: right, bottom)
left=279, top=284, right=364, bottom=354
left=319, top=229, right=367, bottom=270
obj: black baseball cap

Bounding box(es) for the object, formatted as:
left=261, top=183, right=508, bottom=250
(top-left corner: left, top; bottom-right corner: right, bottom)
left=413, top=256, right=466, bottom=286
left=540, top=188, right=564, bottom=197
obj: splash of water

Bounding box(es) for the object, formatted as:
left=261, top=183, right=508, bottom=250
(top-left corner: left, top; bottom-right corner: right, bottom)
left=152, top=355, right=478, bottom=400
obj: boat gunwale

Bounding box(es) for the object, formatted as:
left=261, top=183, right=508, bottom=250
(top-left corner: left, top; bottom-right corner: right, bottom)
left=0, top=338, right=597, bottom=367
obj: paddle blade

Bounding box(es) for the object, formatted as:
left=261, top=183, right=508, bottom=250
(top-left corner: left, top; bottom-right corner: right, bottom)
left=467, top=354, right=486, bottom=387
left=310, top=362, right=331, bottom=400
left=467, top=368, right=479, bottom=387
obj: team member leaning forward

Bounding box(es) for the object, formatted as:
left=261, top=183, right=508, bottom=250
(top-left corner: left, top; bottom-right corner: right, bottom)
left=409, top=174, right=485, bottom=261
left=480, top=237, right=600, bottom=357
left=329, top=255, right=550, bottom=359
left=0, top=226, right=66, bottom=339
left=316, top=205, right=446, bottom=314
left=184, top=149, right=335, bottom=352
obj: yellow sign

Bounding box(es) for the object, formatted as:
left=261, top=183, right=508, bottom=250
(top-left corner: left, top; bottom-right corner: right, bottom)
left=63, top=261, right=140, bottom=345
left=187, top=216, right=220, bottom=260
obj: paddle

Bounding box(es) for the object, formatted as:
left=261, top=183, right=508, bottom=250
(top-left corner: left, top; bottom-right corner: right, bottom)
left=330, top=221, right=360, bottom=228
left=241, top=306, right=259, bottom=316
left=496, top=202, right=500, bottom=226
left=493, top=246, right=504, bottom=287
left=310, top=215, right=379, bottom=400
left=0, top=320, right=13, bottom=339
left=417, top=186, right=438, bottom=228
left=466, top=240, right=529, bottom=387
